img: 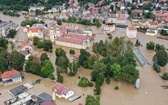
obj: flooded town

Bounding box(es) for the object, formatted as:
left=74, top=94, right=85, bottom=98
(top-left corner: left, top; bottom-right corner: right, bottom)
left=0, top=0, right=168, bottom=105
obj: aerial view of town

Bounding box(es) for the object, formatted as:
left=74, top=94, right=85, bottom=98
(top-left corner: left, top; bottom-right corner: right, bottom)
left=0, top=0, right=168, bottom=105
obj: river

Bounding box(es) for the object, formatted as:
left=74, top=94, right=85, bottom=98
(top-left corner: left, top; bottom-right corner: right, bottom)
left=0, top=13, right=168, bottom=105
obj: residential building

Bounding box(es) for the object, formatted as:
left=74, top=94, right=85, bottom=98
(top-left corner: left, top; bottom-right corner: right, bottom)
left=126, top=25, right=137, bottom=38
left=53, top=82, right=74, bottom=99
left=102, top=23, right=116, bottom=33
left=20, top=41, right=33, bottom=52
left=1, top=70, right=22, bottom=86
left=83, top=28, right=93, bottom=36
left=52, top=5, right=63, bottom=13
left=148, top=21, right=158, bottom=28
left=29, top=5, right=45, bottom=12
left=55, top=32, right=91, bottom=49
left=146, top=28, right=158, bottom=36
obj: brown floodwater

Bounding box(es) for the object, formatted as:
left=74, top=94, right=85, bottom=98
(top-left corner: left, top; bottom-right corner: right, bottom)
left=0, top=13, right=168, bottom=105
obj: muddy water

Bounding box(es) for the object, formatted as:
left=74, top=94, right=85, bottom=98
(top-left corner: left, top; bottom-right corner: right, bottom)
left=0, top=13, right=168, bottom=105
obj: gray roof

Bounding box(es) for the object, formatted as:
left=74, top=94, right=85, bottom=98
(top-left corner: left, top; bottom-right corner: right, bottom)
left=38, top=92, right=52, bottom=101
left=9, top=85, right=28, bottom=96
left=54, top=5, right=62, bottom=8
left=12, top=74, right=21, bottom=79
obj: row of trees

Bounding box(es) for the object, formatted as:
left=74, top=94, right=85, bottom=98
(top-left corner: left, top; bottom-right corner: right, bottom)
left=25, top=53, right=55, bottom=80
left=21, top=19, right=44, bottom=26
left=146, top=41, right=165, bottom=51
left=33, top=37, right=53, bottom=52
left=3, top=10, right=20, bottom=17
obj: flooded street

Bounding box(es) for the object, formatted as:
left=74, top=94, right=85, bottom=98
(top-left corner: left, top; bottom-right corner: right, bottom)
left=0, top=13, right=168, bottom=105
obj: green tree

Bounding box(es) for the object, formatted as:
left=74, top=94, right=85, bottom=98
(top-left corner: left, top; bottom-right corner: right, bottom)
left=153, top=63, right=161, bottom=73
left=33, top=36, right=40, bottom=45
left=0, top=57, right=8, bottom=73
left=78, top=76, right=93, bottom=87
left=106, top=75, right=110, bottom=84
left=0, top=38, right=8, bottom=49
left=155, top=44, right=165, bottom=51
left=146, top=41, right=155, bottom=50
left=154, top=50, right=168, bottom=66
left=43, top=40, right=53, bottom=52
left=87, top=56, right=97, bottom=69
left=96, top=73, right=104, bottom=86
left=110, top=63, right=121, bottom=81
left=37, top=41, right=43, bottom=48
left=78, top=49, right=90, bottom=67
left=93, top=62, right=106, bottom=74
left=57, top=19, right=62, bottom=25
left=56, top=68, right=64, bottom=83
left=94, top=83, right=101, bottom=95
left=40, top=53, right=49, bottom=64
left=85, top=95, right=100, bottom=105
left=68, top=61, right=78, bottom=76
left=69, top=49, right=75, bottom=54
left=56, top=55, right=69, bottom=69
left=120, top=65, right=139, bottom=83
left=41, top=60, right=54, bottom=78
left=55, top=47, right=66, bottom=57
left=11, top=50, right=25, bottom=70
left=8, top=29, right=17, bottom=38
left=162, top=72, right=168, bottom=80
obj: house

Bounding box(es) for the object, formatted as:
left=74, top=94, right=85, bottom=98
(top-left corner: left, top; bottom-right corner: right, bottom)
left=83, top=28, right=93, bottom=36
left=20, top=41, right=33, bottom=52
left=29, top=5, right=45, bottom=12
left=133, top=9, right=143, bottom=16
left=1, top=70, right=22, bottom=86
left=146, top=28, right=158, bottom=36
left=126, top=25, right=137, bottom=38
left=102, top=23, right=115, bottom=33
left=148, top=21, right=158, bottom=28
left=27, top=27, right=44, bottom=39
left=55, top=32, right=91, bottom=49
left=53, top=82, right=74, bottom=99
left=52, top=5, right=63, bottom=13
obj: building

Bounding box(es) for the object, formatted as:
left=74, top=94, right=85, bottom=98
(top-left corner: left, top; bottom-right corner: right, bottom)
left=1, top=70, right=22, bottom=86
left=53, top=82, right=74, bottom=99
left=83, top=28, right=93, bottom=36
left=146, top=28, right=158, bottom=36
left=20, top=41, right=33, bottom=52
left=29, top=5, right=45, bottom=12
left=52, top=5, right=63, bottom=13
left=102, top=23, right=115, bottom=33
left=55, top=32, right=91, bottom=49
left=126, top=25, right=137, bottom=38
left=148, top=21, right=158, bottom=28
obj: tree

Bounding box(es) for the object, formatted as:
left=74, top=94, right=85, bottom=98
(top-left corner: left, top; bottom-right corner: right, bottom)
left=8, top=29, right=17, bottom=38
left=56, top=55, right=69, bottom=69
left=153, top=63, right=160, bottom=73
left=0, top=38, right=8, bottom=49
left=69, top=49, right=75, bottom=54
left=43, top=40, right=53, bottom=52
left=56, top=68, right=64, bottom=83
left=91, top=70, right=99, bottom=81
left=106, top=75, right=110, bottom=84
left=33, top=36, right=40, bottom=45
left=146, top=41, right=155, bottom=50
left=57, top=19, right=62, bottom=25
left=11, top=50, right=25, bottom=70
left=55, top=47, right=66, bottom=57
left=85, top=95, right=100, bottom=105
left=68, top=61, right=78, bottom=76
left=120, top=65, right=139, bottom=83
left=96, top=73, right=104, bottom=86
left=155, top=44, right=165, bottom=51
left=87, top=56, right=97, bottom=69
left=0, top=57, right=8, bottom=73
left=110, top=63, right=121, bottom=81
left=40, top=53, right=49, bottom=64
left=41, top=60, right=54, bottom=78
left=154, top=50, right=168, bottom=66
left=78, top=77, right=93, bottom=87
left=37, top=41, right=43, bottom=48
left=162, top=72, right=168, bottom=80
left=78, top=49, right=90, bottom=67
left=94, top=83, right=101, bottom=95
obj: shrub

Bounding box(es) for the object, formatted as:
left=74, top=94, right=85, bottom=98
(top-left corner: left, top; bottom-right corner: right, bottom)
left=114, top=86, right=119, bottom=90
left=162, top=72, right=168, bottom=80
left=37, top=41, right=43, bottom=48
left=153, top=63, right=161, bottom=73
left=69, top=49, right=75, bottom=54
left=78, top=77, right=93, bottom=87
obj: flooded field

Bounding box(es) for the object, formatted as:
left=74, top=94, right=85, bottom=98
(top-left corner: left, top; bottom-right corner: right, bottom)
left=0, top=13, right=168, bottom=105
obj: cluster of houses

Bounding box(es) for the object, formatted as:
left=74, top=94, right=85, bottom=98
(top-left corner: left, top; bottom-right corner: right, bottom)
left=0, top=21, right=19, bottom=37
left=4, top=83, right=56, bottom=105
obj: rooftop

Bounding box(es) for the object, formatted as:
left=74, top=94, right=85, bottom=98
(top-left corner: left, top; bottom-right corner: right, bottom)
left=1, top=70, right=20, bottom=79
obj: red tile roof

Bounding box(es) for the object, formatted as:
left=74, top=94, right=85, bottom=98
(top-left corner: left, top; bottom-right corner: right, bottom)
left=28, top=27, right=39, bottom=33
left=1, top=70, right=20, bottom=79
left=149, top=21, right=158, bottom=26
left=63, top=33, right=88, bottom=40
left=56, top=37, right=84, bottom=45
left=133, top=9, right=143, bottom=14
left=54, top=82, right=70, bottom=95
left=128, top=25, right=137, bottom=30
left=21, top=41, right=32, bottom=49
